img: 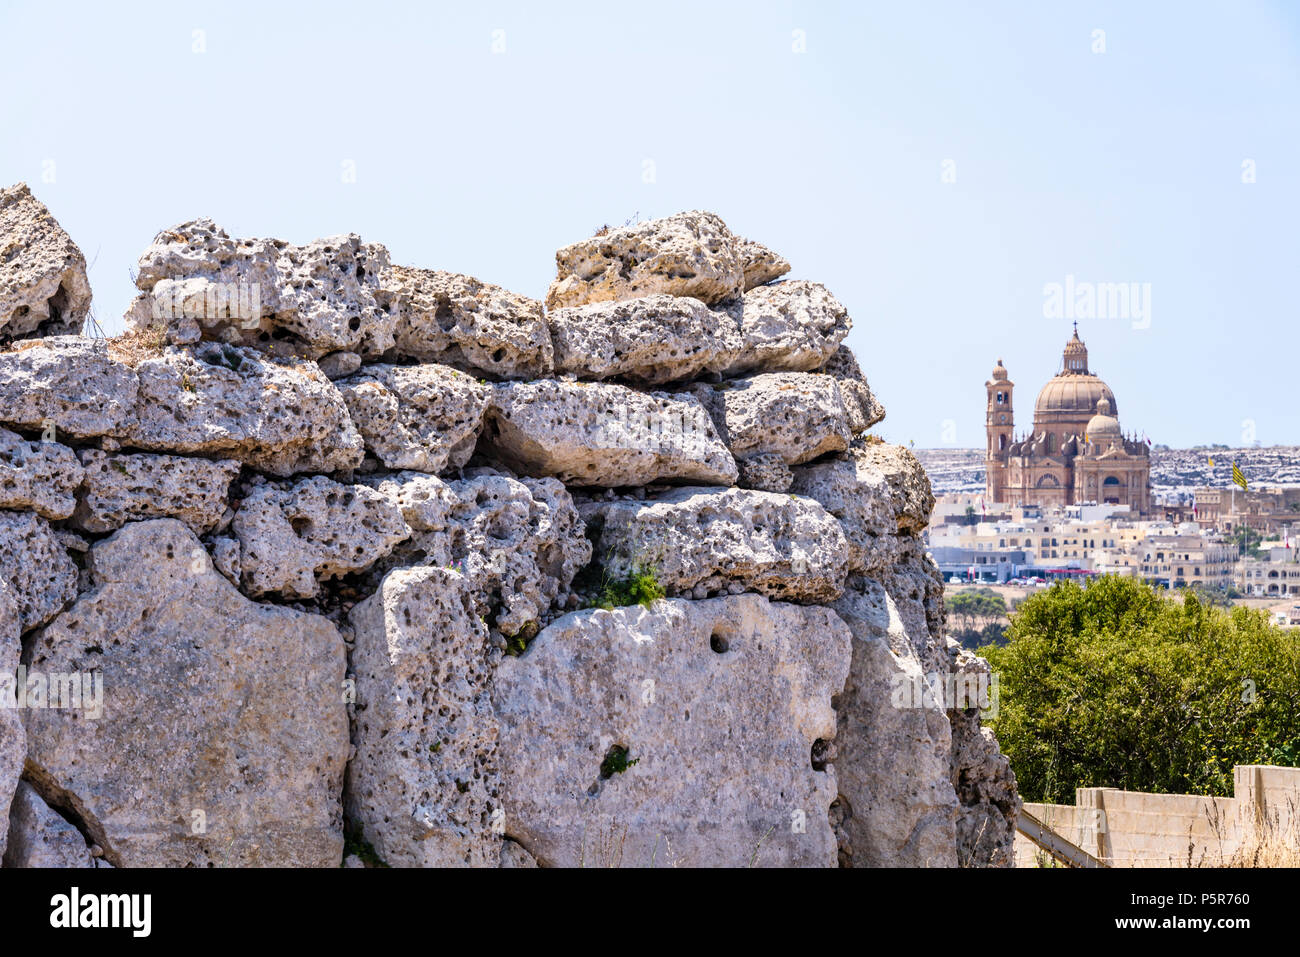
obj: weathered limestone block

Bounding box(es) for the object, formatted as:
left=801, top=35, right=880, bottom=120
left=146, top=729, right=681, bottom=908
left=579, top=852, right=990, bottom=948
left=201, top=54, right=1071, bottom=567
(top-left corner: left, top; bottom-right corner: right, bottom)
left=546, top=211, right=744, bottom=310
left=347, top=566, right=502, bottom=867
left=338, top=363, right=489, bottom=474
left=3, top=782, right=98, bottom=868
left=735, top=451, right=793, bottom=493
left=210, top=535, right=241, bottom=585
left=499, top=841, right=537, bottom=867
left=316, top=350, right=362, bottom=379
left=128, top=343, right=364, bottom=476
left=885, top=543, right=950, bottom=675
left=0, top=578, right=22, bottom=861
left=71, top=450, right=240, bottom=535
left=0, top=337, right=138, bottom=440
left=581, top=486, right=848, bottom=603
left=946, top=640, right=1020, bottom=867
left=390, top=266, right=552, bottom=378
left=0, top=427, right=83, bottom=519
left=548, top=294, right=741, bottom=385
left=485, top=380, right=736, bottom=487
left=233, top=476, right=410, bottom=599
left=0, top=511, right=78, bottom=634
left=687, top=372, right=853, bottom=467
left=717, top=280, right=852, bottom=378
left=364, top=469, right=589, bottom=636
left=23, top=520, right=350, bottom=867
left=736, top=235, right=791, bottom=291
left=818, top=345, right=885, bottom=432
left=494, top=596, right=852, bottom=867
left=829, top=576, right=959, bottom=867
left=125, top=219, right=397, bottom=359
left=790, top=441, right=935, bottom=576
left=0, top=184, right=92, bottom=344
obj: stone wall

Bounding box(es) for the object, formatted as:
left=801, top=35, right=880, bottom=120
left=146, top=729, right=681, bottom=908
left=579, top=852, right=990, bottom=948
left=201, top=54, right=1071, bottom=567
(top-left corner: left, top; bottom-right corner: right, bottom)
left=0, top=185, right=1017, bottom=867
left=1016, top=765, right=1300, bottom=868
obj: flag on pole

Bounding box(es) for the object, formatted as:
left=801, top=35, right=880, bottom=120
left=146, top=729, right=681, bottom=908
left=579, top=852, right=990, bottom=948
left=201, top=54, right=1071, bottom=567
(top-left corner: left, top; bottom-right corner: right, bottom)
left=1232, top=462, right=1248, bottom=491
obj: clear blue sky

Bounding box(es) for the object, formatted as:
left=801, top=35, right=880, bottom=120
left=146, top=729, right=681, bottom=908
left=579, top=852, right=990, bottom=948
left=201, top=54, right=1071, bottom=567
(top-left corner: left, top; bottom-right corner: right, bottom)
left=2, top=0, right=1296, bottom=448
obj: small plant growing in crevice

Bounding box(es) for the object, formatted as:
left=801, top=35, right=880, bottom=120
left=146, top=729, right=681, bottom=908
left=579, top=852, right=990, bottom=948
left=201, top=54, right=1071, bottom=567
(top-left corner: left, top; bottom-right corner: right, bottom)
left=587, top=561, right=665, bottom=610
left=342, top=822, right=388, bottom=868
left=501, top=619, right=538, bottom=657
left=599, top=745, right=639, bottom=779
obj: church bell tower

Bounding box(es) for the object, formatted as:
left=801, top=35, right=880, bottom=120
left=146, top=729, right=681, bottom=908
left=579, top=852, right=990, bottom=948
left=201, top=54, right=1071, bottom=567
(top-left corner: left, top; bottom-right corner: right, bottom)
left=986, top=359, right=1014, bottom=501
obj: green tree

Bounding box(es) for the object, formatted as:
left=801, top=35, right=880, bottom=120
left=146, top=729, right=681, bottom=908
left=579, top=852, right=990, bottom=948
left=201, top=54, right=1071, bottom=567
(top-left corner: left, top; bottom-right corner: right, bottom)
left=979, top=576, right=1300, bottom=803
left=948, top=588, right=1008, bottom=640
left=1228, top=525, right=1265, bottom=559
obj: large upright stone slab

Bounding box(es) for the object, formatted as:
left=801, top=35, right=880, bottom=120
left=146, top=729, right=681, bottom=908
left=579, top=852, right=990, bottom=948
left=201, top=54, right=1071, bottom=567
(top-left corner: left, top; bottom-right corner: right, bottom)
left=546, top=211, right=744, bottom=310
left=493, top=596, right=851, bottom=867
left=828, top=577, right=959, bottom=867
left=485, top=380, right=736, bottom=487
left=0, top=577, right=23, bottom=862
left=23, top=520, right=350, bottom=867
left=3, top=782, right=99, bottom=868
left=0, top=183, right=92, bottom=344
left=347, top=567, right=502, bottom=867
left=946, top=641, right=1020, bottom=867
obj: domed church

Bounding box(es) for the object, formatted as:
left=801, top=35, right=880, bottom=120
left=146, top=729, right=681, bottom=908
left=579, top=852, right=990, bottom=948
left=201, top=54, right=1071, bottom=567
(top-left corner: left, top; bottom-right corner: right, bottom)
left=984, top=325, right=1151, bottom=513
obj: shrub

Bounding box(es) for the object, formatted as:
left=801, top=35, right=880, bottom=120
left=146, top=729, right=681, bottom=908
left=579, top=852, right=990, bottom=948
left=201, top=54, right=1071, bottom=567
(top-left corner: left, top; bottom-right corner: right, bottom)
left=979, top=576, right=1300, bottom=804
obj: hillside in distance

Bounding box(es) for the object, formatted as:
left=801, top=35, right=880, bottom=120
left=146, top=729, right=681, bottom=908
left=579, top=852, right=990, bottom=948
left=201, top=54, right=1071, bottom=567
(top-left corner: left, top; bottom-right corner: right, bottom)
left=914, top=446, right=1300, bottom=498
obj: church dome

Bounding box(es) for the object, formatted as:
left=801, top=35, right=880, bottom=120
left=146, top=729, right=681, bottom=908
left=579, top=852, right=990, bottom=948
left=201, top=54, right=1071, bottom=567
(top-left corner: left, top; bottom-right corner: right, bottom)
left=1086, top=398, right=1122, bottom=448
left=991, top=358, right=1008, bottom=381
left=1035, top=374, right=1117, bottom=417
left=1034, top=326, right=1116, bottom=418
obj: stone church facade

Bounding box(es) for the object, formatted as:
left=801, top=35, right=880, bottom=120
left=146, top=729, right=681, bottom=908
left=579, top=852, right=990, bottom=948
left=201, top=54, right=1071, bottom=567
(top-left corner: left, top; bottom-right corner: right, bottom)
left=985, top=326, right=1151, bottom=513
